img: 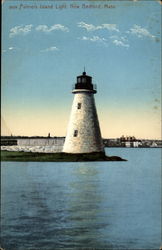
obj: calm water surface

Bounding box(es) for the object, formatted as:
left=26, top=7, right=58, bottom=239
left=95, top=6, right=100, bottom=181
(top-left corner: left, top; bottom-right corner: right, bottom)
left=1, top=148, right=161, bottom=250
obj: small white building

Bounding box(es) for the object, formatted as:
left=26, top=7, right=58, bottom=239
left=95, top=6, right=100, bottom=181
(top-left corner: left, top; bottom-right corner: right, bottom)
left=125, top=141, right=131, bottom=147
left=133, top=141, right=141, bottom=147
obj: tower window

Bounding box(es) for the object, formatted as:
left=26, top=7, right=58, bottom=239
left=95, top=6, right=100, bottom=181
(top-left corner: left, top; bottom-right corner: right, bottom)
left=77, top=77, right=81, bottom=83
left=82, top=78, right=86, bottom=83
left=74, top=130, right=78, bottom=137
left=77, top=103, right=82, bottom=109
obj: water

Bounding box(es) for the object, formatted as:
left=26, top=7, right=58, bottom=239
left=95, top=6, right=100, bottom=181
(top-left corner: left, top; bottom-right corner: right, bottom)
left=1, top=148, right=161, bottom=250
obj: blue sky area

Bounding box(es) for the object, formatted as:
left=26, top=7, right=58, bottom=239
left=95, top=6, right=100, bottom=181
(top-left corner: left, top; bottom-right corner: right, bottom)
left=2, top=0, right=161, bottom=139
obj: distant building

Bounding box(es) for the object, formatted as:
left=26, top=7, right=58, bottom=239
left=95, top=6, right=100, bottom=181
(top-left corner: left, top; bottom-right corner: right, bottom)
left=119, top=135, right=142, bottom=147
left=125, top=141, right=131, bottom=147
left=150, top=142, right=158, bottom=147
left=133, top=141, right=141, bottom=147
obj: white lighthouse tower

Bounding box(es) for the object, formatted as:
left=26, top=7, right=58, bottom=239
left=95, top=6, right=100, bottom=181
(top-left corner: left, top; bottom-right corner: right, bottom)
left=63, top=70, right=104, bottom=154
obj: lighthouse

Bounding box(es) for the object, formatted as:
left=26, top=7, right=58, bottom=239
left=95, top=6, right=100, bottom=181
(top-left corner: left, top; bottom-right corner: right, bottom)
left=63, top=70, right=104, bottom=154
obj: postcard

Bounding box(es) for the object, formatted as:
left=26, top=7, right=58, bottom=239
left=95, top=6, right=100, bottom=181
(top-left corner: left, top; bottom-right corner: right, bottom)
left=1, top=0, right=161, bottom=249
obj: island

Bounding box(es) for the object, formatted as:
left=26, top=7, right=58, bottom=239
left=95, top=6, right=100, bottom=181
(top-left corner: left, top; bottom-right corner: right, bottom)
left=1, top=151, right=127, bottom=162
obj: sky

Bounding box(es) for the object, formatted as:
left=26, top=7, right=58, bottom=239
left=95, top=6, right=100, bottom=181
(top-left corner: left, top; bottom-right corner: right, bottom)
left=2, top=0, right=161, bottom=139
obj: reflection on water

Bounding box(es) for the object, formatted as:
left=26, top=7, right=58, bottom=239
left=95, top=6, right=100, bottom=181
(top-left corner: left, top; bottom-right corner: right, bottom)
left=1, top=148, right=161, bottom=250
left=66, top=164, right=112, bottom=249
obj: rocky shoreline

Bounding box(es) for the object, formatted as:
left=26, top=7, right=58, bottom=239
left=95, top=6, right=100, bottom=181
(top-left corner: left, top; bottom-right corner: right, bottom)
left=1, top=150, right=127, bottom=162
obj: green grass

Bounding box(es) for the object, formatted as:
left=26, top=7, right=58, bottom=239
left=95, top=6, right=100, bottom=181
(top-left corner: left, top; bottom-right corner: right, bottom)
left=1, top=150, right=126, bottom=162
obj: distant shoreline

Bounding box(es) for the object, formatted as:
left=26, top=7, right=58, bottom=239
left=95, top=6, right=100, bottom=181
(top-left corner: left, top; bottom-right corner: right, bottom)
left=1, top=136, right=161, bottom=148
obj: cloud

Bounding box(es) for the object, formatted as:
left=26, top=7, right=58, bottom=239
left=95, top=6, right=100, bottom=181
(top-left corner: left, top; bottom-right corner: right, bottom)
left=36, top=24, right=69, bottom=33
left=127, top=25, right=155, bottom=39
left=3, top=47, right=19, bottom=52
left=110, top=35, right=128, bottom=42
left=9, top=47, right=16, bottom=50
left=78, top=22, right=100, bottom=31
left=79, top=36, right=107, bottom=45
left=113, top=39, right=129, bottom=48
left=80, top=35, right=106, bottom=42
left=120, top=36, right=128, bottom=42
left=77, top=22, right=119, bottom=32
left=9, top=25, right=33, bottom=38
left=40, top=46, right=59, bottom=52
left=102, top=24, right=119, bottom=32
left=9, top=24, right=69, bottom=38
left=79, top=34, right=129, bottom=48
left=110, top=35, right=129, bottom=48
